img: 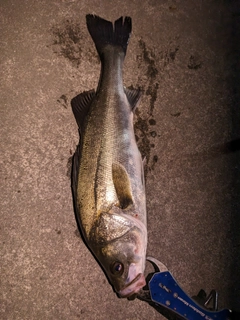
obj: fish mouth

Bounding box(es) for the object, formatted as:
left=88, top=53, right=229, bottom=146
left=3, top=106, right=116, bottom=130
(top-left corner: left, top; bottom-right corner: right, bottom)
left=118, top=273, right=146, bottom=298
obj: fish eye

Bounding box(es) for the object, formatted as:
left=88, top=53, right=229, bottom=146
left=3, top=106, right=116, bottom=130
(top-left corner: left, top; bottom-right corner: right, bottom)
left=110, top=261, right=124, bottom=276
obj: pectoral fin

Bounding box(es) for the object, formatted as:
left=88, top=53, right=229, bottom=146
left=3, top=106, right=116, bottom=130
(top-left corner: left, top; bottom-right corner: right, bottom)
left=112, top=162, right=133, bottom=209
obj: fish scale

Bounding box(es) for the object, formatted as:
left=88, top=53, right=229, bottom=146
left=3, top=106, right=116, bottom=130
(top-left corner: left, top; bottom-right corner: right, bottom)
left=95, top=101, right=117, bottom=212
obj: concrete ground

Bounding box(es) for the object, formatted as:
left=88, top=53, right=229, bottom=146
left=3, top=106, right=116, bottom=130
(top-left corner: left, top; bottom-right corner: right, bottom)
left=1, top=0, right=240, bottom=319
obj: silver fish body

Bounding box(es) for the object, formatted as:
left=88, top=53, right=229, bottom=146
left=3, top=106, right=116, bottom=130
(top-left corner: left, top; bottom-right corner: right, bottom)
left=71, top=15, right=147, bottom=298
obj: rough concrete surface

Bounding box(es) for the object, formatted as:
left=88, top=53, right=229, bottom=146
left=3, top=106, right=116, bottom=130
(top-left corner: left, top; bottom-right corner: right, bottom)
left=1, top=0, right=240, bottom=319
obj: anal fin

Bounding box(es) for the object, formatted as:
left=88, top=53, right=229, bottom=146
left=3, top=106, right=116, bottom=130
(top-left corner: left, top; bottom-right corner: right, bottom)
left=124, top=87, right=142, bottom=112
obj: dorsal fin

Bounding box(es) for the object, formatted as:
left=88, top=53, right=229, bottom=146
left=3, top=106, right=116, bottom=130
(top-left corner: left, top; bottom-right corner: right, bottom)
left=124, top=87, right=142, bottom=112
left=112, top=162, right=133, bottom=209
left=71, top=90, right=95, bottom=130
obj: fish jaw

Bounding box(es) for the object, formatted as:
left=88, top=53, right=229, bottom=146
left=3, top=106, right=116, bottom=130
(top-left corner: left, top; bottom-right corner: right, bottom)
left=117, top=241, right=147, bottom=297
left=118, top=272, right=146, bottom=298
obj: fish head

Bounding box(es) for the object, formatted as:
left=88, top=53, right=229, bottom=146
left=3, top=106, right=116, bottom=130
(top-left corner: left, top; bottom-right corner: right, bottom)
left=89, top=210, right=147, bottom=298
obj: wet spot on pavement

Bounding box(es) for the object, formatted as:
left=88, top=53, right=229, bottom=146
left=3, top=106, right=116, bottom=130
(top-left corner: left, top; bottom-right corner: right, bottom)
left=135, top=39, right=179, bottom=177
left=50, top=20, right=83, bottom=67
left=188, top=54, right=202, bottom=69
left=66, top=156, right=73, bottom=178
left=57, top=94, right=68, bottom=108
left=171, top=112, right=181, bottom=117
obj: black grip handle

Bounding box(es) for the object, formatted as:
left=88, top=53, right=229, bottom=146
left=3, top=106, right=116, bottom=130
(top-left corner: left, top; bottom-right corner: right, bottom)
left=231, top=310, right=240, bottom=320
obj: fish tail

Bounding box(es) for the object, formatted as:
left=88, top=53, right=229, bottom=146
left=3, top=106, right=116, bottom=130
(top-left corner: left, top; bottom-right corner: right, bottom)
left=86, top=14, right=132, bottom=58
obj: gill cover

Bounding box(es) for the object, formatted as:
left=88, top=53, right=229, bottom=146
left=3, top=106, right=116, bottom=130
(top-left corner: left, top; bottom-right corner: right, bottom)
left=89, top=212, right=135, bottom=245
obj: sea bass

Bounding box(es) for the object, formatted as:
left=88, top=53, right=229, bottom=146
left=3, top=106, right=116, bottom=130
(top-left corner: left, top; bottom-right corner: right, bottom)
left=71, top=14, right=147, bottom=298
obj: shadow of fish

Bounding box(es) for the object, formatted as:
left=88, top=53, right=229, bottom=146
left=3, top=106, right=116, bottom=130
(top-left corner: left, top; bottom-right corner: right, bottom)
left=71, top=15, right=147, bottom=298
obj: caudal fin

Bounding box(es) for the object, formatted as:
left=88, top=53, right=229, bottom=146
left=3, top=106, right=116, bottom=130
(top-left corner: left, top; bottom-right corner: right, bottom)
left=86, top=14, right=132, bottom=58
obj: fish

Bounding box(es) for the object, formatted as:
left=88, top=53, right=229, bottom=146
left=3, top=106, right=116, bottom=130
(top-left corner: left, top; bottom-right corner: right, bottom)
left=71, top=14, right=147, bottom=298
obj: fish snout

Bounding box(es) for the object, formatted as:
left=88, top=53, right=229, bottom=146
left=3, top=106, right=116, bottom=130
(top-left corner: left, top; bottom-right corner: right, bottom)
left=118, top=273, right=146, bottom=298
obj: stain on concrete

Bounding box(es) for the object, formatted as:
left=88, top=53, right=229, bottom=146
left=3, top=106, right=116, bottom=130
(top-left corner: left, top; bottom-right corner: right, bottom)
left=138, top=39, right=159, bottom=116
left=150, top=131, right=157, bottom=137
left=160, top=46, right=179, bottom=67
left=135, top=39, right=179, bottom=176
left=138, top=39, right=158, bottom=79
left=134, top=108, right=151, bottom=169
left=149, top=118, right=156, bottom=125
left=146, top=82, right=159, bottom=116
left=67, top=155, right=73, bottom=178
left=50, top=19, right=99, bottom=67
left=57, top=94, right=68, bottom=108
left=135, top=40, right=159, bottom=176
left=169, top=5, right=178, bottom=12
left=50, top=20, right=83, bottom=67
left=74, top=229, right=81, bottom=238
left=170, top=112, right=181, bottom=117
left=150, top=154, right=158, bottom=171
left=188, top=54, right=202, bottom=69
